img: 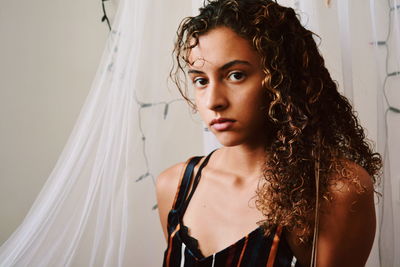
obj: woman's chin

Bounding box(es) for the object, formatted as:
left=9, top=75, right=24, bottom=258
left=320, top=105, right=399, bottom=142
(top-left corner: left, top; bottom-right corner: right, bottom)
left=213, top=133, right=247, bottom=147
left=213, top=131, right=268, bottom=148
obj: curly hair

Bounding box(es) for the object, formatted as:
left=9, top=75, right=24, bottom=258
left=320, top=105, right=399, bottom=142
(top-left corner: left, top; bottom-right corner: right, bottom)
left=171, top=0, right=382, bottom=242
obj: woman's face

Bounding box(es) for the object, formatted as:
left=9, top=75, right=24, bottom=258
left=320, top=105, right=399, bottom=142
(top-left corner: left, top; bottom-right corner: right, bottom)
left=188, top=26, right=270, bottom=147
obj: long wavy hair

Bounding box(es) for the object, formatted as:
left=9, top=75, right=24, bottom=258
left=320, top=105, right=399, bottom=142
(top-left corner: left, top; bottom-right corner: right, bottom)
left=171, top=0, right=382, bottom=242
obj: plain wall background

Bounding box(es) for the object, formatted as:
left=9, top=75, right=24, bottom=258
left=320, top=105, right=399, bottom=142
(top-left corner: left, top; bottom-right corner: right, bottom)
left=0, top=0, right=110, bottom=243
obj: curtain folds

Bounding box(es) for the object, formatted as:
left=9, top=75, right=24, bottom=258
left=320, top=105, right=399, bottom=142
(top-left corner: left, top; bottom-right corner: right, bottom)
left=369, top=1, right=400, bottom=266
left=0, top=0, right=203, bottom=266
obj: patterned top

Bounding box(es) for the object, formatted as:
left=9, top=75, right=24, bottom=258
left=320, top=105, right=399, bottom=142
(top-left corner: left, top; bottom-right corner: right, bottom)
left=162, top=149, right=302, bottom=267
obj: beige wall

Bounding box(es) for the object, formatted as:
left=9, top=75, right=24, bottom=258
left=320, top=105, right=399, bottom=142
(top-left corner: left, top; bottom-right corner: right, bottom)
left=0, top=0, right=110, bottom=243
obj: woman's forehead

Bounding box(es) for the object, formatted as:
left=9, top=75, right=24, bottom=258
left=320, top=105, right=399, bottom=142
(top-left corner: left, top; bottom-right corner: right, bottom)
left=187, top=26, right=261, bottom=69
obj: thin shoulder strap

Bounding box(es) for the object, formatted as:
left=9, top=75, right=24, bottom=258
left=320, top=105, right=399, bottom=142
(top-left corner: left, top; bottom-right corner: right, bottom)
left=167, top=149, right=217, bottom=233
left=172, top=156, right=202, bottom=211
left=167, top=156, right=202, bottom=233
left=179, top=149, right=217, bottom=221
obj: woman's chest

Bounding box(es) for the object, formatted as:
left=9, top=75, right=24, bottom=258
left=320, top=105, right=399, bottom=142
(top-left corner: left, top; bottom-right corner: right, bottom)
left=181, top=177, right=266, bottom=257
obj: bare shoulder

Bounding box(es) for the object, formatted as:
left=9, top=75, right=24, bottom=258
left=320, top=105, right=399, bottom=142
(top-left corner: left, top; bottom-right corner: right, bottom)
left=328, top=159, right=375, bottom=199
left=317, top=159, right=376, bottom=267
left=156, top=161, right=187, bottom=203
left=287, top=160, right=377, bottom=267
left=155, top=161, right=188, bottom=241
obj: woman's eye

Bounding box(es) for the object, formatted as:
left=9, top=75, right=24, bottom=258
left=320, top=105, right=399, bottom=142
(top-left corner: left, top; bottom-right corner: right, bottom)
left=193, top=77, right=208, bottom=88
left=228, top=72, right=246, bottom=82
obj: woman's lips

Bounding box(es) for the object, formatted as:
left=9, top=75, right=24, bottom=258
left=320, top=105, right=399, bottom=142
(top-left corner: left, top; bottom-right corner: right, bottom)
left=210, top=118, right=236, bottom=131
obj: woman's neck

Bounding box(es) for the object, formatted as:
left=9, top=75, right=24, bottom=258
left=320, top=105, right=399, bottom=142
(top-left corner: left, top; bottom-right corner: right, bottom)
left=211, top=145, right=268, bottom=180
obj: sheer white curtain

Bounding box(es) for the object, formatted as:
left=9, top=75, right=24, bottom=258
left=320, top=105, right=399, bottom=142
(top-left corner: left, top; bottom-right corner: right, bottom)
left=370, top=1, right=400, bottom=266
left=0, top=0, right=203, bottom=266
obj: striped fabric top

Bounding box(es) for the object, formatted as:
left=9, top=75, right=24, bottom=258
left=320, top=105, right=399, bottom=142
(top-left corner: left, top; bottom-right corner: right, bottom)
left=163, top=150, right=302, bottom=267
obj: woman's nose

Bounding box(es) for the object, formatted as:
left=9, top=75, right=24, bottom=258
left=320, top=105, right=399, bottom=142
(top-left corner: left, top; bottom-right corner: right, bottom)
left=206, top=81, right=228, bottom=111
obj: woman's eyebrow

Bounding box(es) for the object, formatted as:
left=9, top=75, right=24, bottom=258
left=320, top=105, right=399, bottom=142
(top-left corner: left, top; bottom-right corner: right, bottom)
left=188, top=60, right=251, bottom=74
left=187, top=69, right=204, bottom=75
left=220, top=60, right=251, bottom=70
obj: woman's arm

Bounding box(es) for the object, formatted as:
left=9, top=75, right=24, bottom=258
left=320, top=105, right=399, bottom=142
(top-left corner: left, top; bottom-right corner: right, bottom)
left=316, top=161, right=376, bottom=267
left=288, top=161, right=376, bottom=267
left=155, top=162, right=186, bottom=242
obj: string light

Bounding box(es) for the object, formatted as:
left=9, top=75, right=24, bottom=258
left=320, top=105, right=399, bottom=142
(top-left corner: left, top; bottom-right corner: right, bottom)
left=370, top=0, right=400, bottom=265
left=134, top=95, right=190, bottom=210
left=101, top=0, right=112, bottom=31
left=99, top=1, right=197, bottom=210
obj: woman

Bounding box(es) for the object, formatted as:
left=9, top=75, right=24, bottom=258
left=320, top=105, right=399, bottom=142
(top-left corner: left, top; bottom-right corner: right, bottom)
left=156, top=0, right=382, bottom=266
